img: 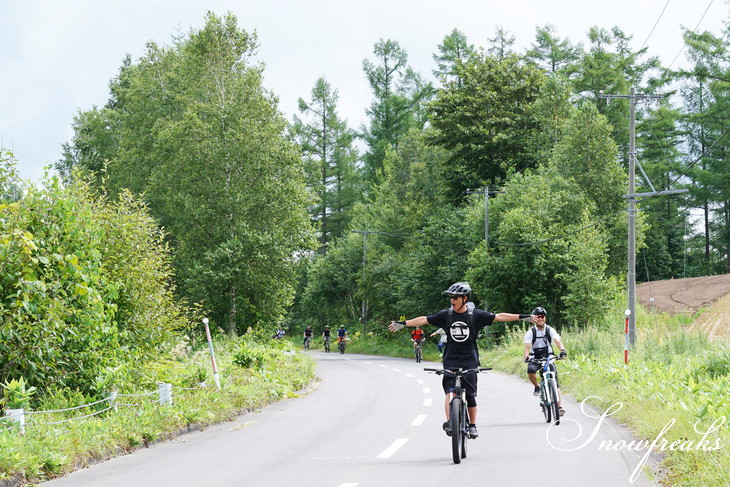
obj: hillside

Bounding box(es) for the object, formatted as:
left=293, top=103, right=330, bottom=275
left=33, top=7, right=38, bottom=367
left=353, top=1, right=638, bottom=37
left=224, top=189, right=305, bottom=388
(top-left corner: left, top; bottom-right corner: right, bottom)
left=636, top=274, right=730, bottom=340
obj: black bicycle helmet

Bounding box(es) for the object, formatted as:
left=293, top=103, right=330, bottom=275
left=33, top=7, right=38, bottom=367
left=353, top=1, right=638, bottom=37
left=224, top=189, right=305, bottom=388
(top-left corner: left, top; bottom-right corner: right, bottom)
left=532, top=306, right=547, bottom=316
left=443, top=282, right=472, bottom=296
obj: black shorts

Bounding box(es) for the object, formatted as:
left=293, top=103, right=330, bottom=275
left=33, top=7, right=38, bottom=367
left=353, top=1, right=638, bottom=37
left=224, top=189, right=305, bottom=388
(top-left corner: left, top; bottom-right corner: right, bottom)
left=442, top=370, right=478, bottom=407
left=528, top=362, right=560, bottom=388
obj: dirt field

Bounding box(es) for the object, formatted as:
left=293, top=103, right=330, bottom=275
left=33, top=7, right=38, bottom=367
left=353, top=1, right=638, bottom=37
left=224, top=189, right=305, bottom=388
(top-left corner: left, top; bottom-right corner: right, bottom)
left=636, top=274, right=730, bottom=340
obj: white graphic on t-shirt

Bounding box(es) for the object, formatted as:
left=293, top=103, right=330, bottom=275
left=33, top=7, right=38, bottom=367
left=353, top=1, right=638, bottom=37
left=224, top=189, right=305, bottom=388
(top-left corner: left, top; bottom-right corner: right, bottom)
left=450, top=320, right=470, bottom=342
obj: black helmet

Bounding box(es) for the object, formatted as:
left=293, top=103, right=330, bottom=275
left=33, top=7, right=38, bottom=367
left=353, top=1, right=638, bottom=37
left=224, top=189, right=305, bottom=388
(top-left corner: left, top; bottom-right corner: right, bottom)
left=532, top=306, right=547, bottom=316
left=443, top=282, right=471, bottom=296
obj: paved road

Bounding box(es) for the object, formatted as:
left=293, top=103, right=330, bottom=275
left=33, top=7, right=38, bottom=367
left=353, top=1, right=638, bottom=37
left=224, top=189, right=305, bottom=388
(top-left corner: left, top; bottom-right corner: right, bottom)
left=43, top=353, right=656, bottom=487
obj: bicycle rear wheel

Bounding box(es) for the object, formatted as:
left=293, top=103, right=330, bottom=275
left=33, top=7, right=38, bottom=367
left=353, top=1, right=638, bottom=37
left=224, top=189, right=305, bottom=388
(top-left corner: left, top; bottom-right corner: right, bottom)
left=450, top=397, right=463, bottom=464
left=548, top=379, right=560, bottom=425
left=416, top=346, right=422, bottom=363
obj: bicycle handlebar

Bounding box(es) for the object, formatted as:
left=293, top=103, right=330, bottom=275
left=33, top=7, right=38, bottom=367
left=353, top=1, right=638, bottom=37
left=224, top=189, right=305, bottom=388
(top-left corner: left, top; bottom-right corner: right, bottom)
left=423, top=367, right=492, bottom=376
left=525, top=355, right=564, bottom=364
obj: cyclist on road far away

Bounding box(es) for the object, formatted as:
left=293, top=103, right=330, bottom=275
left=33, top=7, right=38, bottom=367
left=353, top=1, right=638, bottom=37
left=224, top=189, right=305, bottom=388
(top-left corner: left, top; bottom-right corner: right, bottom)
left=411, top=325, right=425, bottom=353
left=523, top=306, right=567, bottom=416
left=389, top=281, right=532, bottom=439
left=323, top=326, right=331, bottom=350
left=337, top=325, right=348, bottom=346
left=303, top=325, right=313, bottom=347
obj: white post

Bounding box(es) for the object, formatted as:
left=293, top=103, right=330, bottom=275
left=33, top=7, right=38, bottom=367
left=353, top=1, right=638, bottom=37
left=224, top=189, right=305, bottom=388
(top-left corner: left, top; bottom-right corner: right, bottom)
left=624, top=309, right=631, bottom=364
left=158, top=383, right=172, bottom=406
left=5, top=408, right=25, bottom=434
left=203, top=318, right=221, bottom=389
left=108, top=391, right=118, bottom=412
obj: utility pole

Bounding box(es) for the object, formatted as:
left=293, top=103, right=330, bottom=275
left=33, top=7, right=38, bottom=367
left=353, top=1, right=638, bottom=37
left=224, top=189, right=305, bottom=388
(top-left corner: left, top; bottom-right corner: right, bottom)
left=466, top=187, right=500, bottom=245
left=599, top=88, right=686, bottom=348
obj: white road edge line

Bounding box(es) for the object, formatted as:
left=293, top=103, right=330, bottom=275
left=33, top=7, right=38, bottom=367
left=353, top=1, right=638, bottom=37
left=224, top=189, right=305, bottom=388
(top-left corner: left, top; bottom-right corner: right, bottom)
left=377, top=438, right=409, bottom=459
left=412, top=414, right=427, bottom=426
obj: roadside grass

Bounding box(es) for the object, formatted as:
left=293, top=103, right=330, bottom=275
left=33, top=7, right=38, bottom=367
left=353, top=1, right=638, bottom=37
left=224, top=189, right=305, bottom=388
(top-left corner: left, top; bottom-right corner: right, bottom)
left=0, top=336, right=315, bottom=485
left=486, top=307, right=729, bottom=487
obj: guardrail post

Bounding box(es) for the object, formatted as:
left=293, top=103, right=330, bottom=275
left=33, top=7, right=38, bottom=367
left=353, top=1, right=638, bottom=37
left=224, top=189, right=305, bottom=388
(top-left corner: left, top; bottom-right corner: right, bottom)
left=108, top=391, right=118, bottom=412
left=5, top=408, right=25, bottom=434
left=158, top=383, right=172, bottom=406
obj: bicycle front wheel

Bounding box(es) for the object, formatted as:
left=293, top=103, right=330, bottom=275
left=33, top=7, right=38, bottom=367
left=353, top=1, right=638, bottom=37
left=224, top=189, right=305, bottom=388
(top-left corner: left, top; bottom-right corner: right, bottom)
left=541, top=383, right=552, bottom=423
left=548, top=379, right=560, bottom=425
left=416, top=347, right=422, bottom=363
left=450, top=397, right=463, bottom=464
left=460, top=400, right=468, bottom=459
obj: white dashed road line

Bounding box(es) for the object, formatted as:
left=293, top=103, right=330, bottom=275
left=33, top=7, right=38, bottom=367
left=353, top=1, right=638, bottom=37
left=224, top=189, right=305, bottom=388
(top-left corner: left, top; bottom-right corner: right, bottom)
left=412, top=414, right=427, bottom=426
left=377, top=438, right=409, bottom=459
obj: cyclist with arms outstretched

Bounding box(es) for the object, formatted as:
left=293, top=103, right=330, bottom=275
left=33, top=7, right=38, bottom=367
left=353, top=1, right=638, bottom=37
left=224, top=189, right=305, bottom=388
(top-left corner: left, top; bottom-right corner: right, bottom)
left=389, top=282, right=532, bottom=439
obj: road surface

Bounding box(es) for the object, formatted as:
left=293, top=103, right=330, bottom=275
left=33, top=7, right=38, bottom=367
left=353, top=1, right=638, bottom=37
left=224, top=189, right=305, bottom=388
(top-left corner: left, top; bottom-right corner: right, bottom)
left=43, top=353, right=656, bottom=487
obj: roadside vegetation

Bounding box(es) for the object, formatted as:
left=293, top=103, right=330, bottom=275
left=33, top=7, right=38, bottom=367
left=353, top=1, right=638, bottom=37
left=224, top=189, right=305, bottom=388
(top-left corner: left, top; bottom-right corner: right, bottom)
left=0, top=335, right=315, bottom=485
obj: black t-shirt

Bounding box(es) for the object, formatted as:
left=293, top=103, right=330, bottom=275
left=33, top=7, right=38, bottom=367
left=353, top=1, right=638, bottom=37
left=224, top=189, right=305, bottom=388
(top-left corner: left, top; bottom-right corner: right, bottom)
left=427, top=308, right=495, bottom=368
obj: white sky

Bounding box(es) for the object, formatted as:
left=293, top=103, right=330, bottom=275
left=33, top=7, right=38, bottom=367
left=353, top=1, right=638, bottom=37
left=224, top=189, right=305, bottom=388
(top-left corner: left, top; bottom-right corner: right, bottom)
left=1, top=0, right=728, bottom=183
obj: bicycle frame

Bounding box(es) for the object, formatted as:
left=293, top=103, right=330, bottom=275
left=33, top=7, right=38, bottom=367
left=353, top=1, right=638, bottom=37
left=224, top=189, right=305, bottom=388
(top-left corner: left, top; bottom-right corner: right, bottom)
left=528, top=355, right=562, bottom=424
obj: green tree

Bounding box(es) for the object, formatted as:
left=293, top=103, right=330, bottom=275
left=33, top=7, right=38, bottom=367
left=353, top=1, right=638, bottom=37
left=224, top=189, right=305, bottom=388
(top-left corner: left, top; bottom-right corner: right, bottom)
left=60, top=12, right=317, bottom=334
left=636, top=102, right=688, bottom=280
left=525, top=24, right=582, bottom=76
left=361, top=39, right=434, bottom=187
left=429, top=53, right=545, bottom=201
left=552, top=102, right=630, bottom=276
left=680, top=27, right=730, bottom=274
left=486, top=26, right=516, bottom=59
left=467, top=168, right=620, bottom=331
left=293, top=77, right=362, bottom=253
left=433, top=28, right=476, bottom=87
left=573, top=26, right=661, bottom=157
left=0, top=172, right=189, bottom=394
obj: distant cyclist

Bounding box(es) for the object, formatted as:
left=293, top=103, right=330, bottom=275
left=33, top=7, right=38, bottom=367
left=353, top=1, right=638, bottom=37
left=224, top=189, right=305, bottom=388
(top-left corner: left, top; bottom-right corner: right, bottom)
left=523, top=307, right=567, bottom=416
left=411, top=325, right=425, bottom=353
left=337, top=325, right=348, bottom=346
left=303, top=326, right=313, bottom=348
left=322, top=326, right=331, bottom=350
left=390, top=282, right=531, bottom=439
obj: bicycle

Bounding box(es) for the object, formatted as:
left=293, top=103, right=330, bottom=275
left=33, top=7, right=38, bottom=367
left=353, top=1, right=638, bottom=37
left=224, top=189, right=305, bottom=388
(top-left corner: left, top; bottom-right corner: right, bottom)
left=526, top=355, right=563, bottom=425
left=337, top=337, right=346, bottom=354
left=303, top=336, right=311, bottom=351
left=323, top=337, right=330, bottom=353
left=414, top=339, right=423, bottom=363
left=424, top=367, right=491, bottom=464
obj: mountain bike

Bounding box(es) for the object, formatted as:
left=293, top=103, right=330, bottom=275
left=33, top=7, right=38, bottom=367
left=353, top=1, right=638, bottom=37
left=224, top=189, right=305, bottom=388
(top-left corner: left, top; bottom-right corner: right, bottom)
left=414, top=339, right=423, bottom=363
left=323, top=336, right=331, bottom=353
left=527, top=355, right=562, bottom=425
left=424, top=367, right=491, bottom=464
left=303, top=336, right=311, bottom=351
left=337, top=337, right=347, bottom=354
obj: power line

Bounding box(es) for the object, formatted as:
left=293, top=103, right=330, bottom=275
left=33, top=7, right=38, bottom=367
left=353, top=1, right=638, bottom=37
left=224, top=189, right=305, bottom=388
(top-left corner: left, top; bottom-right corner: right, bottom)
left=637, top=0, right=672, bottom=55
left=666, top=0, right=715, bottom=70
